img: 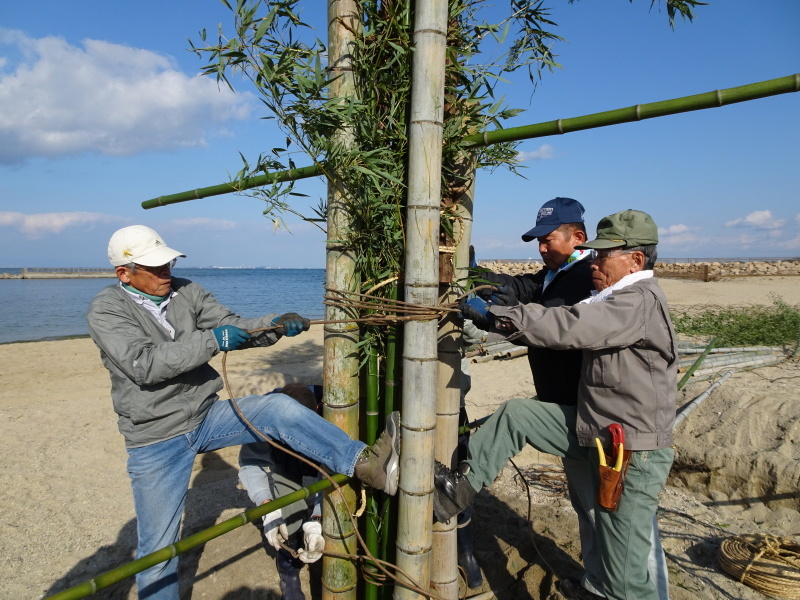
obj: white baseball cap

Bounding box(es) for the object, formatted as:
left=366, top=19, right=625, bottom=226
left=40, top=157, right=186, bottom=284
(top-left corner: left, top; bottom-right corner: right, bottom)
left=107, top=225, right=186, bottom=267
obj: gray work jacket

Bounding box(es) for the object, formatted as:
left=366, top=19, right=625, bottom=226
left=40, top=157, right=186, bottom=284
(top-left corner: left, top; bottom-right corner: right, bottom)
left=491, top=278, right=677, bottom=451
left=87, top=278, right=280, bottom=448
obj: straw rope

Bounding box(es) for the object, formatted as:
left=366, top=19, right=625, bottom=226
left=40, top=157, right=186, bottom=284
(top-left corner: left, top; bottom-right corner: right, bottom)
left=718, top=534, right=800, bottom=599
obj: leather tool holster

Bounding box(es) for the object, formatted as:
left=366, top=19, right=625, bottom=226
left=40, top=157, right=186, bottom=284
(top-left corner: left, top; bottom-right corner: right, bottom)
left=597, top=449, right=633, bottom=512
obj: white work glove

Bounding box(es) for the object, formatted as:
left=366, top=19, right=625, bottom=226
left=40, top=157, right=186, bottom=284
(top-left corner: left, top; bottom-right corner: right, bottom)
left=262, top=509, right=289, bottom=552
left=298, top=520, right=324, bottom=564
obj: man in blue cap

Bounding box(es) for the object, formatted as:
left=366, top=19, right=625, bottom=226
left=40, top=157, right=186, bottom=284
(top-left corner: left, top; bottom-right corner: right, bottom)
left=465, top=197, right=603, bottom=593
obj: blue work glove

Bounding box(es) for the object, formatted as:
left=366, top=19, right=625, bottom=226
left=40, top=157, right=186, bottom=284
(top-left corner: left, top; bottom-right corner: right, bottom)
left=213, top=325, right=250, bottom=351
left=489, top=285, right=518, bottom=307
left=271, top=312, right=311, bottom=337
left=458, top=297, right=495, bottom=330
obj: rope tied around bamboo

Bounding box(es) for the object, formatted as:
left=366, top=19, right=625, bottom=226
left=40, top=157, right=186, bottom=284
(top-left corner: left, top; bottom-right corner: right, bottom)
left=217, top=287, right=497, bottom=600
left=244, top=285, right=495, bottom=332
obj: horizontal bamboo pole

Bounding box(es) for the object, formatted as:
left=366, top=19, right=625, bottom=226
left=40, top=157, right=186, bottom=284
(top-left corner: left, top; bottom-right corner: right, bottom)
left=688, top=360, right=785, bottom=384
left=142, top=164, right=323, bottom=209
left=43, top=473, right=350, bottom=600
left=470, top=347, right=528, bottom=363
left=689, top=355, right=785, bottom=378
left=678, top=346, right=787, bottom=354
left=674, top=371, right=733, bottom=429
left=464, top=341, right=520, bottom=358
left=141, top=74, right=800, bottom=210
left=677, top=350, right=779, bottom=370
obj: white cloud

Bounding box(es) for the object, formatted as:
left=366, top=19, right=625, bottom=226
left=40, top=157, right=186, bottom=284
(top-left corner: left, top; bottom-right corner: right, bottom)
left=517, top=144, right=555, bottom=162
left=169, top=217, right=238, bottom=231
left=0, top=211, right=115, bottom=238
left=658, top=224, right=690, bottom=235
left=777, top=235, right=800, bottom=250
left=724, top=210, right=786, bottom=230
left=657, top=223, right=700, bottom=247
left=0, top=29, right=254, bottom=163
left=795, top=213, right=800, bottom=226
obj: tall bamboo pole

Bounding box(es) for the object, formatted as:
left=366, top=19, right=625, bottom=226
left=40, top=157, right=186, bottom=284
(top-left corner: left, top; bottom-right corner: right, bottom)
left=431, top=167, right=475, bottom=598
left=323, top=2, right=360, bottom=598
left=395, top=1, right=449, bottom=598
left=142, top=74, right=800, bottom=210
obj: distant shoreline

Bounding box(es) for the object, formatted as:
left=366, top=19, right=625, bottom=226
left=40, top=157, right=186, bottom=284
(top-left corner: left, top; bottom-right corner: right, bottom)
left=0, top=268, right=115, bottom=280
left=0, top=334, right=91, bottom=345
left=0, top=266, right=326, bottom=279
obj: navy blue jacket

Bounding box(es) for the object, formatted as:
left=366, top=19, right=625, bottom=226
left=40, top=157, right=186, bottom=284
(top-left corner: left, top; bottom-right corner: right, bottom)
left=480, top=260, right=594, bottom=405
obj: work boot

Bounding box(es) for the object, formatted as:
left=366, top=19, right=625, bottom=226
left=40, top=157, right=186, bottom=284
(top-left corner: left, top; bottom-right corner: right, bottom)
left=457, top=508, right=483, bottom=589
left=432, top=460, right=477, bottom=523
left=354, top=411, right=400, bottom=495
left=558, top=578, right=605, bottom=600
left=276, top=545, right=305, bottom=600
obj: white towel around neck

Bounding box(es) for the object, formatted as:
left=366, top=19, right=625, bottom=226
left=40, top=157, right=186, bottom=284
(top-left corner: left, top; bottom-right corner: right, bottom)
left=579, top=270, right=654, bottom=304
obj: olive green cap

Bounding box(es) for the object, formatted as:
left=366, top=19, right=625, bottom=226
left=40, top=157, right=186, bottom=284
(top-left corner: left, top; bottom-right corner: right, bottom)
left=577, top=209, right=659, bottom=250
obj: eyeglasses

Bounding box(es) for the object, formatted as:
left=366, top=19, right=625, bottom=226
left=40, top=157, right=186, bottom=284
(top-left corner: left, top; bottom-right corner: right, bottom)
left=130, top=259, right=177, bottom=275
left=591, top=250, right=633, bottom=264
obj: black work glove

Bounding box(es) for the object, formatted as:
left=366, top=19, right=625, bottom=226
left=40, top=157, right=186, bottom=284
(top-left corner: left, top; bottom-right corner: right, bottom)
left=458, top=297, right=495, bottom=331
left=488, top=285, right=518, bottom=307
left=271, top=313, right=311, bottom=337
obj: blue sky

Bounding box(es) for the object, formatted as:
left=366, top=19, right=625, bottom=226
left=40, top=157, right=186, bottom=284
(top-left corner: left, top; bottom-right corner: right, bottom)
left=0, top=0, right=798, bottom=268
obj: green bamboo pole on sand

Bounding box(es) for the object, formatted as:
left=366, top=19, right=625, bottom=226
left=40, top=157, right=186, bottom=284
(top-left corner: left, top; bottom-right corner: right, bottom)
left=364, top=346, right=381, bottom=600
left=380, top=283, right=400, bottom=600
left=141, top=74, right=800, bottom=210
left=43, top=474, right=350, bottom=600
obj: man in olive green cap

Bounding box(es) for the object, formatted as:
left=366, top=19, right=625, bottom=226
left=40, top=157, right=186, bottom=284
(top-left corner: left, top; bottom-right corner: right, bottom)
left=436, top=209, right=677, bottom=600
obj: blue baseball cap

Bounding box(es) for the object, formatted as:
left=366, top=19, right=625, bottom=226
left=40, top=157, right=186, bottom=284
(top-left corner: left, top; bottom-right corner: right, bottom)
left=521, top=197, right=586, bottom=242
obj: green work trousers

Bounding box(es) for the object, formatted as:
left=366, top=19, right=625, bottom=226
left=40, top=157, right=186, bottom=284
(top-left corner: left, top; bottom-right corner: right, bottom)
left=464, top=398, right=674, bottom=600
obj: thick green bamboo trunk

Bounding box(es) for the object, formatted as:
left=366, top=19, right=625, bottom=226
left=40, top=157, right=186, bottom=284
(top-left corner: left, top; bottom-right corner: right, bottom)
left=142, top=74, right=800, bottom=210
left=323, top=2, right=361, bottom=598
left=395, top=1, right=449, bottom=598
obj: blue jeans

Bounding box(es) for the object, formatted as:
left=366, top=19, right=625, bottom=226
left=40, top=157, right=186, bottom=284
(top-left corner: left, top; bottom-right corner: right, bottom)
left=126, top=394, right=366, bottom=600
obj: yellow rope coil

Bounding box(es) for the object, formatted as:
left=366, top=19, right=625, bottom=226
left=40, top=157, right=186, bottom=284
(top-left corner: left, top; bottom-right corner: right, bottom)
left=718, top=534, right=800, bottom=599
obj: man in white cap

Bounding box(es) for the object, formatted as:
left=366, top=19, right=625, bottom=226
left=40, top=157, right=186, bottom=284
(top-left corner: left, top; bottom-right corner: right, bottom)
left=88, top=225, right=400, bottom=600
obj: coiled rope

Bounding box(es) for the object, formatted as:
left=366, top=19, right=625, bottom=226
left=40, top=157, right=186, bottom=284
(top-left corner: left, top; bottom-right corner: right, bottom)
left=718, top=534, right=800, bottom=599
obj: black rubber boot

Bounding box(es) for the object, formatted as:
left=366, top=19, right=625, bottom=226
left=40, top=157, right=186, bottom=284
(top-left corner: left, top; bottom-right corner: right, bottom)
left=457, top=508, right=483, bottom=589
left=276, top=545, right=305, bottom=600
left=433, top=460, right=477, bottom=523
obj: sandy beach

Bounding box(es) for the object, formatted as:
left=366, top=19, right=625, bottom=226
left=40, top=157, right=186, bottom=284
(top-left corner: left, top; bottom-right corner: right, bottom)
left=0, top=276, right=797, bottom=600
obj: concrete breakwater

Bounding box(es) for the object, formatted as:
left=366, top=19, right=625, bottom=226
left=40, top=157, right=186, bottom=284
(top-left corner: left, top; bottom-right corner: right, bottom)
left=0, top=268, right=116, bottom=279
left=478, top=259, right=800, bottom=281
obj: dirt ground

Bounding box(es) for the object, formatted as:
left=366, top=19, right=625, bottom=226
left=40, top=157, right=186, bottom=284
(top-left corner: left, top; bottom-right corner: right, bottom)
left=0, top=277, right=797, bottom=600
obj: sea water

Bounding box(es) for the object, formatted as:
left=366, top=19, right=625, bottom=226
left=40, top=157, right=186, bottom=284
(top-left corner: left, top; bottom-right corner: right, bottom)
left=0, top=268, right=326, bottom=345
